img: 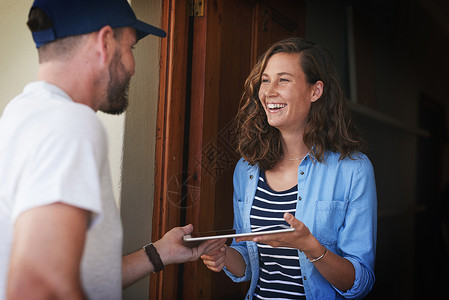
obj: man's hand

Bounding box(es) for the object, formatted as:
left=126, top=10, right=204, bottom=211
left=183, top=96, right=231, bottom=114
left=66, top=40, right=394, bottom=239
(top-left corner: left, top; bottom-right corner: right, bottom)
left=122, top=224, right=226, bottom=288
left=154, top=224, right=226, bottom=265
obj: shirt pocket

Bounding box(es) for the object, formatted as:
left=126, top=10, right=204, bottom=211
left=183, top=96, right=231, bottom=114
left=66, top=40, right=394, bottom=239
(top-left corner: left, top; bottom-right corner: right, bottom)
left=314, top=200, right=348, bottom=246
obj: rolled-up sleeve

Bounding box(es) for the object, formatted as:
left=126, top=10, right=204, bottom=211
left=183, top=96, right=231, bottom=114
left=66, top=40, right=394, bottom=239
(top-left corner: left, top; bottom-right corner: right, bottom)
left=336, top=156, right=377, bottom=299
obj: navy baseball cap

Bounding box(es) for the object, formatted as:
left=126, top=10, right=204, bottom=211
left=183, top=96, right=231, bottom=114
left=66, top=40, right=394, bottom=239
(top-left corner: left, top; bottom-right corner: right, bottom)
left=30, top=0, right=166, bottom=48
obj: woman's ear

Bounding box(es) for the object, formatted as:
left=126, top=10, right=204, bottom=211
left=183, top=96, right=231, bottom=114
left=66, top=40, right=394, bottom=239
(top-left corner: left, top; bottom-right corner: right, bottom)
left=311, top=81, right=324, bottom=102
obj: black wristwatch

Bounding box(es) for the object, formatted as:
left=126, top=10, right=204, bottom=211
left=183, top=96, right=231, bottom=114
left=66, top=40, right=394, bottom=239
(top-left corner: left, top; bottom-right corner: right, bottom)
left=143, top=243, right=165, bottom=273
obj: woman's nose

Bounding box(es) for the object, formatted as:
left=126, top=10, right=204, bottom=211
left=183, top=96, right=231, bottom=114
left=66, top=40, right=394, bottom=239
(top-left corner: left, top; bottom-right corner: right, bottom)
left=265, top=82, right=278, bottom=97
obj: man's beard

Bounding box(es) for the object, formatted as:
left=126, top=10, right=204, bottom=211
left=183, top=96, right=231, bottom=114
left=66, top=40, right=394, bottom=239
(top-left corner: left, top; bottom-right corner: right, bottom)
left=99, top=50, right=131, bottom=115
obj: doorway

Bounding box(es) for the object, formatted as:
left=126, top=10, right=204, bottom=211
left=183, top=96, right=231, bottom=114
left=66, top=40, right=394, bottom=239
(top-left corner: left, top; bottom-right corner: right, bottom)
left=152, top=1, right=306, bottom=299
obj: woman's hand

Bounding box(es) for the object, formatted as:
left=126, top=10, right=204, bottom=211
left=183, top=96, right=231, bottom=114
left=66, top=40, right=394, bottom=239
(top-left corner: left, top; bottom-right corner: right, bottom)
left=235, top=213, right=356, bottom=290
left=201, top=245, right=227, bottom=272
left=235, top=213, right=318, bottom=253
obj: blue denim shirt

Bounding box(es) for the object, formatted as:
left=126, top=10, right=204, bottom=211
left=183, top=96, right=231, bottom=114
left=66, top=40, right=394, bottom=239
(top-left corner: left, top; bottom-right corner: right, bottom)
left=223, top=152, right=377, bottom=300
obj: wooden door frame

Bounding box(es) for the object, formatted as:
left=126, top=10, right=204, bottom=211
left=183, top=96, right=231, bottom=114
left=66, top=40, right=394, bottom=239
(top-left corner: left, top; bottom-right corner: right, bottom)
left=152, top=0, right=224, bottom=298
left=151, top=0, right=190, bottom=298
left=182, top=0, right=223, bottom=298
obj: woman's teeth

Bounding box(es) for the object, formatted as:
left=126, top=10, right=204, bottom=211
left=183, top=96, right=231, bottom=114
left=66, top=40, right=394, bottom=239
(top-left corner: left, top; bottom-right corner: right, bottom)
left=267, top=103, right=287, bottom=109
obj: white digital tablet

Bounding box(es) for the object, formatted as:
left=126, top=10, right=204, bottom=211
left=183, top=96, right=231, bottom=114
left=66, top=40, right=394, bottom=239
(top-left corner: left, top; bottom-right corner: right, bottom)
left=183, top=225, right=294, bottom=242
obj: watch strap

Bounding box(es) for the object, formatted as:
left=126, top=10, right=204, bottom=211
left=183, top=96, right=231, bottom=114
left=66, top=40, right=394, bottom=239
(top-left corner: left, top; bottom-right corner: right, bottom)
left=143, top=243, right=165, bottom=273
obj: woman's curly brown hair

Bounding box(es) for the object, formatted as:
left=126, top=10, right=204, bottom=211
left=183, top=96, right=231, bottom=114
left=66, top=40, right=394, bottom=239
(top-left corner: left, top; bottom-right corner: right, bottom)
left=236, top=37, right=364, bottom=170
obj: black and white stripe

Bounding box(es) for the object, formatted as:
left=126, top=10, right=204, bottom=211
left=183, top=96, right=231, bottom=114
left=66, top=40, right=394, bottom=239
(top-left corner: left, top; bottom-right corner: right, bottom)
left=250, top=171, right=305, bottom=299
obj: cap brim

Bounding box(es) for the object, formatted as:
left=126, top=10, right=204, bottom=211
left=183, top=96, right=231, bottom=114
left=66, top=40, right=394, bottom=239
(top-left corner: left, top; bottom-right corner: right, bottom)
left=133, top=20, right=166, bottom=39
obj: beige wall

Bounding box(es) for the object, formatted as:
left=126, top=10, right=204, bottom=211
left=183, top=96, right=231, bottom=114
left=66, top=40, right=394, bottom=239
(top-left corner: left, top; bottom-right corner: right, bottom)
left=0, top=1, right=38, bottom=110
left=0, top=1, right=162, bottom=299
left=121, top=0, right=162, bottom=299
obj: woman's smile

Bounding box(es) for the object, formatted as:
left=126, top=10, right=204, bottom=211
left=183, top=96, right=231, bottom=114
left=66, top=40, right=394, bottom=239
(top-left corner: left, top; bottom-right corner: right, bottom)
left=267, top=102, right=287, bottom=111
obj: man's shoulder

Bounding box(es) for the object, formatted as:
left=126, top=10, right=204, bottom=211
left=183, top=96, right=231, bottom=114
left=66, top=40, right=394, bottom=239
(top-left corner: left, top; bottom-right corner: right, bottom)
left=14, top=87, right=103, bottom=135
left=2, top=89, right=106, bottom=150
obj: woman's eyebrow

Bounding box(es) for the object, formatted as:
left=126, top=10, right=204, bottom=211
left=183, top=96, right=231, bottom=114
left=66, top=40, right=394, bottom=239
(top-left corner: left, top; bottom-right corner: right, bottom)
left=261, top=72, right=294, bottom=76
left=277, top=72, right=294, bottom=76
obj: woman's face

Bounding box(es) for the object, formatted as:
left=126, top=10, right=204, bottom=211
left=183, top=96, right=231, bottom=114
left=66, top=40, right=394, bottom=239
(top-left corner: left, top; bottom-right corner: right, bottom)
left=258, top=52, right=322, bottom=134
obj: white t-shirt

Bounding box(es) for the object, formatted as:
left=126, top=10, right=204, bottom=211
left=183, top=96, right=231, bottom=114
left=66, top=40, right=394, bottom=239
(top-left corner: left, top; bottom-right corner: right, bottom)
left=0, top=82, right=123, bottom=300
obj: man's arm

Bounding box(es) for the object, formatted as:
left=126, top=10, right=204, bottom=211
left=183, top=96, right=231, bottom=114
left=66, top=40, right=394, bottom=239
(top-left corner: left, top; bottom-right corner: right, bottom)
left=7, top=203, right=89, bottom=300
left=122, top=225, right=226, bottom=288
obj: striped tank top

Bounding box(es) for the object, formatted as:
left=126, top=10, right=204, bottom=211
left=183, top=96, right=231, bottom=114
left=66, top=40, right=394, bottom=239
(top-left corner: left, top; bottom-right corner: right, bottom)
left=250, top=170, right=306, bottom=299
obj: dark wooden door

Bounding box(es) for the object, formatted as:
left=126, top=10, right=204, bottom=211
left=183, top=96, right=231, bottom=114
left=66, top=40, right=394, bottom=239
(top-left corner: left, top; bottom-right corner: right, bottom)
left=152, top=1, right=305, bottom=299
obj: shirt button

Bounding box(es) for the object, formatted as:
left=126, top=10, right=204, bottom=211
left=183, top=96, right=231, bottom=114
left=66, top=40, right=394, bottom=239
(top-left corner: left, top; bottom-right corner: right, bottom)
left=300, top=171, right=304, bottom=175
left=298, top=196, right=302, bottom=201
left=250, top=175, right=253, bottom=179
left=304, top=276, right=307, bottom=280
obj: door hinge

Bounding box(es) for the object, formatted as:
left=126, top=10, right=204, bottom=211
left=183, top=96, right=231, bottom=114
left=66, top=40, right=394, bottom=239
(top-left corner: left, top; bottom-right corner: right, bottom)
left=189, top=0, right=204, bottom=17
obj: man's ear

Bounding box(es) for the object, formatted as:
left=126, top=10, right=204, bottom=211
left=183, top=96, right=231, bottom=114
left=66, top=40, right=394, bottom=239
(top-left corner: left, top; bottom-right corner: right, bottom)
left=311, top=81, right=324, bottom=103
left=95, top=25, right=116, bottom=64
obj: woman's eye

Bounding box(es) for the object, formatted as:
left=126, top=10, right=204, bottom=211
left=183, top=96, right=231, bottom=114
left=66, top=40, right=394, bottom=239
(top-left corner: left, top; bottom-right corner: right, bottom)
left=280, top=78, right=290, bottom=82
left=261, top=78, right=269, bottom=83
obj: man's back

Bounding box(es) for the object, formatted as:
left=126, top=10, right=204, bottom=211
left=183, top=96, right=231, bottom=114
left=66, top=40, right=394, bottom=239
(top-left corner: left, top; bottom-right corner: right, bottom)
left=0, top=81, right=123, bottom=300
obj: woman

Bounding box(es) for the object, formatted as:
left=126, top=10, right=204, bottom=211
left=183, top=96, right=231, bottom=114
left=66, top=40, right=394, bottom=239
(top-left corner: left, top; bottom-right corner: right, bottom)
left=201, top=37, right=377, bottom=299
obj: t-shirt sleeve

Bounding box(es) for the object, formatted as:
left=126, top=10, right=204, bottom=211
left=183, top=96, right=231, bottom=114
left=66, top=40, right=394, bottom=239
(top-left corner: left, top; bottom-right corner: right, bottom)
left=12, top=119, right=107, bottom=228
